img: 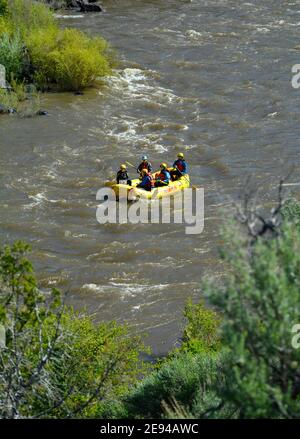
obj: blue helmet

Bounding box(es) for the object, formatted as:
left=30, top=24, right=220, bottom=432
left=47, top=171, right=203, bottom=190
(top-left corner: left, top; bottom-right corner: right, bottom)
left=142, top=155, right=148, bottom=160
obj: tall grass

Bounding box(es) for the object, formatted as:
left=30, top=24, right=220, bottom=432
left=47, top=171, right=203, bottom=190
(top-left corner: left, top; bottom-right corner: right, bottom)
left=7, top=0, right=55, bottom=35
left=0, top=0, right=113, bottom=92
left=0, top=82, right=41, bottom=117
left=0, top=32, right=24, bottom=80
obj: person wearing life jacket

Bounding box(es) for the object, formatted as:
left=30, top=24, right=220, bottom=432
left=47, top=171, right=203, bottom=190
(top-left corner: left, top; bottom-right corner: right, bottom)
left=171, top=153, right=188, bottom=181
left=154, top=163, right=171, bottom=187
left=116, top=164, right=131, bottom=185
left=136, top=168, right=153, bottom=191
left=137, top=155, right=152, bottom=175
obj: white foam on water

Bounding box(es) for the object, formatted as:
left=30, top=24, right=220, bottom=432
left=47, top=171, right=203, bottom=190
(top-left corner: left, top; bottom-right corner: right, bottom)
left=25, top=192, right=48, bottom=208
left=256, top=27, right=270, bottom=33
left=153, top=143, right=169, bottom=153
left=186, top=29, right=203, bottom=39
left=185, top=29, right=213, bottom=45
left=104, top=68, right=182, bottom=106
left=25, top=192, right=63, bottom=209
left=99, top=67, right=188, bottom=155
left=81, top=282, right=171, bottom=299
left=54, top=14, right=84, bottom=19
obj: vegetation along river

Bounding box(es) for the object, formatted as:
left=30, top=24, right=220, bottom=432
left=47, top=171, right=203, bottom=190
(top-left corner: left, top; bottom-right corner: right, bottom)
left=1, top=0, right=300, bottom=355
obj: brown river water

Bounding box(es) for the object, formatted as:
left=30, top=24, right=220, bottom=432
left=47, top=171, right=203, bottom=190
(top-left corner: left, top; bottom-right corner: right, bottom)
left=1, top=0, right=300, bottom=355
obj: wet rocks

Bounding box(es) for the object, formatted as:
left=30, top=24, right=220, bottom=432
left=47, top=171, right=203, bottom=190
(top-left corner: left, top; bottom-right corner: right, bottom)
left=37, top=110, right=48, bottom=116
left=76, top=1, right=102, bottom=12
left=0, top=105, right=17, bottom=115
left=45, top=0, right=103, bottom=12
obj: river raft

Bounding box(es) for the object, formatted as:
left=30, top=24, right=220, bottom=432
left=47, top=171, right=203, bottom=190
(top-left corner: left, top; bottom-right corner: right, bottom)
left=105, top=173, right=190, bottom=201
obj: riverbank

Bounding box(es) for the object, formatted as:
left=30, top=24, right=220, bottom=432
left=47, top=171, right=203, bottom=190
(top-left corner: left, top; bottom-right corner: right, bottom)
left=0, top=0, right=113, bottom=115
left=45, top=0, right=103, bottom=13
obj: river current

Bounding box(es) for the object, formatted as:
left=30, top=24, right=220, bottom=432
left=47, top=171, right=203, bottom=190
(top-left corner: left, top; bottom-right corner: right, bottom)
left=1, top=0, right=300, bottom=354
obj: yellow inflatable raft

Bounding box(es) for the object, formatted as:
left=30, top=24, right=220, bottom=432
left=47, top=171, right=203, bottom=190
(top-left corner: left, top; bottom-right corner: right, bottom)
left=105, top=174, right=190, bottom=201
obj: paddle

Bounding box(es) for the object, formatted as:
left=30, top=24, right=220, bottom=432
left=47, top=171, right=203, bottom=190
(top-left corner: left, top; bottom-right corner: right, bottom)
left=125, top=161, right=137, bottom=169
left=156, top=180, right=168, bottom=186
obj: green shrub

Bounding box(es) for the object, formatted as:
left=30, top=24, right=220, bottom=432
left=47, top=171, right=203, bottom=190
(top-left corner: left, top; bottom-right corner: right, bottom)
left=0, top=81, right=40, bottom=116
left=0, top=17, right=13, bottom=38
left=7, top=0, right=55, bottom=35
left=45, top=312, right=151, bottom=418
left=180, top=299, right=221, bottom=354
left=26, top=27, right=112, bottom=90
left=0, top=0, right=112, bottom=91
left=0, top=32, right=24, bottom=80
left=0, top=88, right=19, bottom=110
left=0, top=241, right=150, bottom=418
left=122, top=351, right=232, bottom=419
left=282, top=198, right=300, bottom=231
left=205, top=211, right=300, bottom=418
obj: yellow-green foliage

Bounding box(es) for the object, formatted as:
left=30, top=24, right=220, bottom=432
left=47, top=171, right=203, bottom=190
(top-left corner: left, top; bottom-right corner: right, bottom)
left=26, top=27, right=112, bottom=90
left=0, top=241, right=150, bottom=418
left=7, top=0, right=55, bottom=36
left=0, top=81, right=40, bottom=117
left=0, top=88, right=19, bottom=109
left=0, top=0, right=112, bottom=91
left=181, top=299, right=221, bottom=354
left=30, top=311, right=151, bottom=418
left=0, top=16, right=12, bottom=36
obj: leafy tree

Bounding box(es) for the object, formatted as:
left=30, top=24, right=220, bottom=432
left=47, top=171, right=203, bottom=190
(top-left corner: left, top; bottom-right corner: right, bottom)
left=204, top=200, right=300, bottom=418
left=0, top=241, right=149, bottom=418
left=36, top=312, right=151, bottom=418
left=0, top=241, right=63, bottom=418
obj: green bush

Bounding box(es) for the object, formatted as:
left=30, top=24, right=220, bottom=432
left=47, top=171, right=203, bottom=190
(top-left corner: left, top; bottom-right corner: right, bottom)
left=46, top=312, right=151, bottom=418
left=0, top=88, right=19, bottom=110
left=282, top=198, right=300, bottom=231
left=120, top=298, right=225, bottom=419
left=0, top=241, right=150, bottom=418
left=0, top=32, right=24, bottom=80
left=122, top=351, right=232, bottom=419
left=0, top=78, right=41, bottom=116
left=0, top=0, right=112, bottom=91
left=180, top=299, right=221, bottom=354
left=26, top=27, right=112, bottom=90
left=204, top=210, right=300, bottom=418
left=7, top=0, right=55, bottom=35
left=0, top=17, right=12, bottom=37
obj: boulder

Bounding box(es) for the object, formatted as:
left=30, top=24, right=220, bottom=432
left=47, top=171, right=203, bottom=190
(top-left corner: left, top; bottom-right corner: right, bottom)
left=76, top=0, right=102, bottom=12
left=66, top=0, right=78, bottom=8
left=0, top=104, right=7, bottom=114
left=37, top=110, right=48, bottom=116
